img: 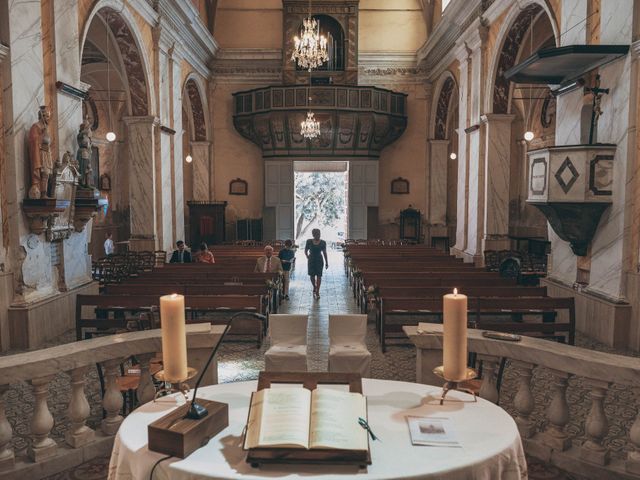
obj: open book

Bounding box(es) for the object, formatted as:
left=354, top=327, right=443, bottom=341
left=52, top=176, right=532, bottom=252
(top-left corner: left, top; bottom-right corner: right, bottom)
left=243, top=387, right=368, bottom=451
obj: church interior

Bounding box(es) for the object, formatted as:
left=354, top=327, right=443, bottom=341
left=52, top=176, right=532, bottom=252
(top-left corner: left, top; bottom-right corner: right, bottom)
left=0, top=0, right=640, bottom=479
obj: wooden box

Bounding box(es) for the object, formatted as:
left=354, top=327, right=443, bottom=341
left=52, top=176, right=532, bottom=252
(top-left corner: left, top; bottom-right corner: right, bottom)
left=148, top=399, right=228, bottom=458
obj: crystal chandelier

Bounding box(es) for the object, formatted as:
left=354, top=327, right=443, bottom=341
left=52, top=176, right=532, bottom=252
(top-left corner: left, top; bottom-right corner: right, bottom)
left=300, top=111, right=321, bottom=139
left=291, top=0, right=328, bottom=71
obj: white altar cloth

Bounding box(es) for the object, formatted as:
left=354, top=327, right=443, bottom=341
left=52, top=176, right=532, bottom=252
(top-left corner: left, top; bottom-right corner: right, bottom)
left=108, top=379, right=527, bottom=480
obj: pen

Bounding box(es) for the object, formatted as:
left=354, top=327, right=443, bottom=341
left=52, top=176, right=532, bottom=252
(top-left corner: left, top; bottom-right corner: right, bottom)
left=358, top=417, right=379, bottom=441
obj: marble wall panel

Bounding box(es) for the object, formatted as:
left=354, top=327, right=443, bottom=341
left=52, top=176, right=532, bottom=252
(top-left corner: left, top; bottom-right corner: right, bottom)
left=160, top=133, right=173, bottom=251
left=125, top=117, right=157, bottom=241
left=560, top=0, right=588, bottom=46
left=173, top=68, right=185, bottom=243
left=588, top=56, right=632, bottom=299
left=62, top=230, right=92, bottom=290
left=555, top=89, right=583, bottom=145
left=600, top=0, right=633, bottom=44
left=465, top=130, right=481, bottom=258
left=428, top=140, right=449, bottom=226
left=20, top=235, right=54, bottom=299
left=483, top=115, right=513, bottom=238
left=453, top=60, right=469, bottom=253
left=192, top=142, right=211, bottom=202
left=547, top=228, right=577, bottom=284
left=159, top=51, right=170, bottom=125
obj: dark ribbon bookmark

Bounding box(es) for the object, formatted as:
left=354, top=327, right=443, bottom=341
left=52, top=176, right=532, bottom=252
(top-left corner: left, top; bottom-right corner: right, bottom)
left=358, top=417, right=379, bottom=441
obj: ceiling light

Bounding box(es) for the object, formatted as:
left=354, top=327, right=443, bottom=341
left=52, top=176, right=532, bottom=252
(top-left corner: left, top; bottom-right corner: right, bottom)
left=449, top=152, right=457, bottom=160
left=106, top=131, right=116, bottom=142
left=185, top=154, right=193, bottom=163
left=524, top=131, right=535, bottom=141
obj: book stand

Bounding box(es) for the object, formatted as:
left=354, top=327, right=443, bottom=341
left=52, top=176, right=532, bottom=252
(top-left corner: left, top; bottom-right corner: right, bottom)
left=245, top=371, right=372, bottom=468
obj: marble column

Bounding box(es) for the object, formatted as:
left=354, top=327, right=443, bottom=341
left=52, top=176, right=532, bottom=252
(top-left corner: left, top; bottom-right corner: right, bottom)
left=191, top=141, right=211, bottom=202
left=452, top=45, right=470, bottom=256
left=428, top=139, right=449, bottom=228
left=481, top=114, right=515, bottom=252
left=123, top=116, right=159, bottom=251
left=1, top=0, right=54, bottom=301
left=171, top=52, right=185, bottom=244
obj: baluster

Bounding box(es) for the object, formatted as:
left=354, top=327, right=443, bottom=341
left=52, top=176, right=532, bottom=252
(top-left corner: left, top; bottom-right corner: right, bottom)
left=511, top=360, right=535, bottom=438
left=580, top=379, right=610, bottom=465
left=101, top=359, right=124, bottom=435
left=542, top=369, right=571, bottom=451
left=477, top=354, right=500, bottom=404
left=626, top=400, right=640, bottom=474
left=136, top=353, right=156, bottom=405
left=65, top=367, right=95, bottom=448
left=0, top=386, right=14, bottom=469
left=28, top=375, right=57, bottom=462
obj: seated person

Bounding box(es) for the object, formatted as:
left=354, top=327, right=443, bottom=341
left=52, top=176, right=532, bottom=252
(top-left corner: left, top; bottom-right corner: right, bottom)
left=254, top=245, right=283, bottom=273
left=194, top=242, right=215, bottom=264
left=169, top=240, right=192, bottom=263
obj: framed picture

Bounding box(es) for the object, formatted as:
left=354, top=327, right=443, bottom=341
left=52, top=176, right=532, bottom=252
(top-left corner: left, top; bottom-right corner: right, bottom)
left=99, top=173, right=111, bottom=191
left=391, top=177, right=409, bottom=194
left=229, top=178, right=248, bottom=195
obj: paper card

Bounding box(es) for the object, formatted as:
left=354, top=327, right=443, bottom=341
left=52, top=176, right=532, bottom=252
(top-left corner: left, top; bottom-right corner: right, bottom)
left=406, top=416, right=461, bottom=447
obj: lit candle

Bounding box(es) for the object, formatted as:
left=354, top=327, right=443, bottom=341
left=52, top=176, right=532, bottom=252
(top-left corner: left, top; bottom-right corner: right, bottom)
left=159, top=294, right=188, bottom=383
left=443, top=288, right=468, bottom=381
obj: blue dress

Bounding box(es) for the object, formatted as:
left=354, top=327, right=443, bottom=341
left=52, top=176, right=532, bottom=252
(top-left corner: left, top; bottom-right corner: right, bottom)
left=305, top=239, right=326, bottom=277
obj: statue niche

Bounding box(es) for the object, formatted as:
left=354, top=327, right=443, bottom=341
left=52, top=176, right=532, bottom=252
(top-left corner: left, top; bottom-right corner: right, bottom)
left=23, top=106, right=74, bottom=237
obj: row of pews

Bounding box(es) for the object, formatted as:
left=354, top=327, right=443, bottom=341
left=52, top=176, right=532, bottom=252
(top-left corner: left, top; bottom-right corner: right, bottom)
left=344, top=244, right=575, bottom=352
left=77, top=245, right=286, bottom=344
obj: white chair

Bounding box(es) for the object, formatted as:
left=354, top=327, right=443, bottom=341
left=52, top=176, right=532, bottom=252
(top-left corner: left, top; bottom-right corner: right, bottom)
left=264, top=314, right=308, bottom=372
left=328, top=314, right=371, bottom=377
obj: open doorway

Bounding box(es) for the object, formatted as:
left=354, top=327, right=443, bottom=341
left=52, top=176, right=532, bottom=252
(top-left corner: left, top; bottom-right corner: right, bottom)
left=294, top=161, right=348, bottom=248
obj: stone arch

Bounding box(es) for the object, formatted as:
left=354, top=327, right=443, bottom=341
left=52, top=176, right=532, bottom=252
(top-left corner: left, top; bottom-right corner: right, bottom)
left=486, top=1, right=559, bottom=114
left=431, top=71, right=458, bottom=140
left=183, top=75, right=209, bottom=142
left=80, top=1, right=154, bottom=116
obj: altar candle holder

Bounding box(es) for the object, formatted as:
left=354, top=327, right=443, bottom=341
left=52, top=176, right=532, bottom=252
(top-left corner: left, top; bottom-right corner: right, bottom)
left=153, top=367, right=199, bottom=401
left=432, top=365, right=478, bottom=405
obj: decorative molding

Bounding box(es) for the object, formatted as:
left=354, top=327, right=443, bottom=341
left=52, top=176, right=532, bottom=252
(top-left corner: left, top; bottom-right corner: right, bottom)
left=417, top=0, right=483, bottom=80
left=211, top=48, right=283, bottom=84
left=358, top=51, right=426, bottom=83
left=154, top=0, right=218, bottom=78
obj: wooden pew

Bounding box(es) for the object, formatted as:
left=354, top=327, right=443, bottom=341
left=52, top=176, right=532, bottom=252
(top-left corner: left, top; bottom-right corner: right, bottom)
left=377, top=295, right=574, bottom=352
left=76, top=294, right=266, bottom=344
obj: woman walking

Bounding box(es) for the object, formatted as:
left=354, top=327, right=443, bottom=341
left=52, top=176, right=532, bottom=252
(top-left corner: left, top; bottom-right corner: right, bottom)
left=305, top=229, right=328, bottom=299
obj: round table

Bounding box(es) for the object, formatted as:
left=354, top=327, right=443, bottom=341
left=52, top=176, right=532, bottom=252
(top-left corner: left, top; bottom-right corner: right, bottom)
left=109, top=379, right=527, bottom=480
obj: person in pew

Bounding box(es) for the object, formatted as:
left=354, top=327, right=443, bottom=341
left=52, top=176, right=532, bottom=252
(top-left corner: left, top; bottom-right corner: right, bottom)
left=169, top=240, right=192, bottom=263
left=254, top=245, right=283, bottom=274
left=194, top=242, right=215, bottom=264
left=305, top=228, right=328, bottom=300
left=278, top=239, right=295, bottom=300
left=103, top=232, right=114, bottom=257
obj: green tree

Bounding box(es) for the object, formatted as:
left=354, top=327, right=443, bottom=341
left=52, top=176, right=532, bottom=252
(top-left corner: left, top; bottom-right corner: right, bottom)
left=295, top=172, right=345, bottom=241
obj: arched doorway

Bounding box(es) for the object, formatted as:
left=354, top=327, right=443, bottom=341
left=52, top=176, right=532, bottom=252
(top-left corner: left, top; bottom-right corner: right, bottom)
left=182, top=76, right=210, bottom=244
left=485, top=1, right=558, bottom=251
left=429, top=72, right=458, bottom=250
left=80, top=5, right=153, bottom=255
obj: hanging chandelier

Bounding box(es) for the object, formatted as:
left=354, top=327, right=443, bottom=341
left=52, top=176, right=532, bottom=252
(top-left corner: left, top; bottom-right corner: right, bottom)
left=300, top=111, right=321, bottom=139
left=291, top=0, right=328, bottom=71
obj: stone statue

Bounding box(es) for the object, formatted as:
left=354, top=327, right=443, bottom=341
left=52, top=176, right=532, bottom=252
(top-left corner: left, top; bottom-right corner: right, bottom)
left=76, top=117, right=94, bottom=188
left=27, top=106, right=53, bottom=199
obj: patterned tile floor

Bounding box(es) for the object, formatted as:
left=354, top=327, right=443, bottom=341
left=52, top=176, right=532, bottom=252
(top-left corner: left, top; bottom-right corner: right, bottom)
left=7, top=249, right=635, bottom=479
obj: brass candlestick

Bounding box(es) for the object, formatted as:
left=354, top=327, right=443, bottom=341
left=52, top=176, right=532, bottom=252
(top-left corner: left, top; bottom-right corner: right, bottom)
left=153, top=367, right=198, bottom=400
left=433, top=365, right=478, bottom=405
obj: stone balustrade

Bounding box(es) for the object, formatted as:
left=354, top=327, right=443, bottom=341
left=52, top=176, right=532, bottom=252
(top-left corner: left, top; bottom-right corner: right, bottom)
left=404, top=325, right=640, bottom=480
left=0, top=324, right=223, bottom=480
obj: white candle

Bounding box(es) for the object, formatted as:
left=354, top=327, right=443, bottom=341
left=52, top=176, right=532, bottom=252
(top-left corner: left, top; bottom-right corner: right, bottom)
left=159, top=294, right=188, bottom=382
left=443, top=288, right=468, bottom=381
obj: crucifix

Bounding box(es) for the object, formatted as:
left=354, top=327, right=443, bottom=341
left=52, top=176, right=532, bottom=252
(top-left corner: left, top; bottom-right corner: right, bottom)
left=585, top=74, right=609, bottom=145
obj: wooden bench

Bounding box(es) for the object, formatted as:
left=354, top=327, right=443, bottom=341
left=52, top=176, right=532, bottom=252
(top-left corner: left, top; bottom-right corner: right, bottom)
left=377, top=295, right=575, bottom=352
left=76, top=294, right=266, bottom=345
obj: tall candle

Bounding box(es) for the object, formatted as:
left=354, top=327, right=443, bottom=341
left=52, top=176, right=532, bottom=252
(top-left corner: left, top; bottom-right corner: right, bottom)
left=159, top=294, right=188, bottom=382
left=443, top=288, right=468, bottom=381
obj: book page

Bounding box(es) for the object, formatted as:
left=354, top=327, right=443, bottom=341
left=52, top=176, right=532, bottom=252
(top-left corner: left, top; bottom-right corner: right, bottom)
left=245, top=387, right=311, bottom=449
left=309, top=388, right=368, bottom=451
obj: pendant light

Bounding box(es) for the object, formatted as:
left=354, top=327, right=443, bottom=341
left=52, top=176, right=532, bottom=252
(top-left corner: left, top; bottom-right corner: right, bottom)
left=105, top=14, right=116, bottom=142
left=523, top=13, right=534, bottom=142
